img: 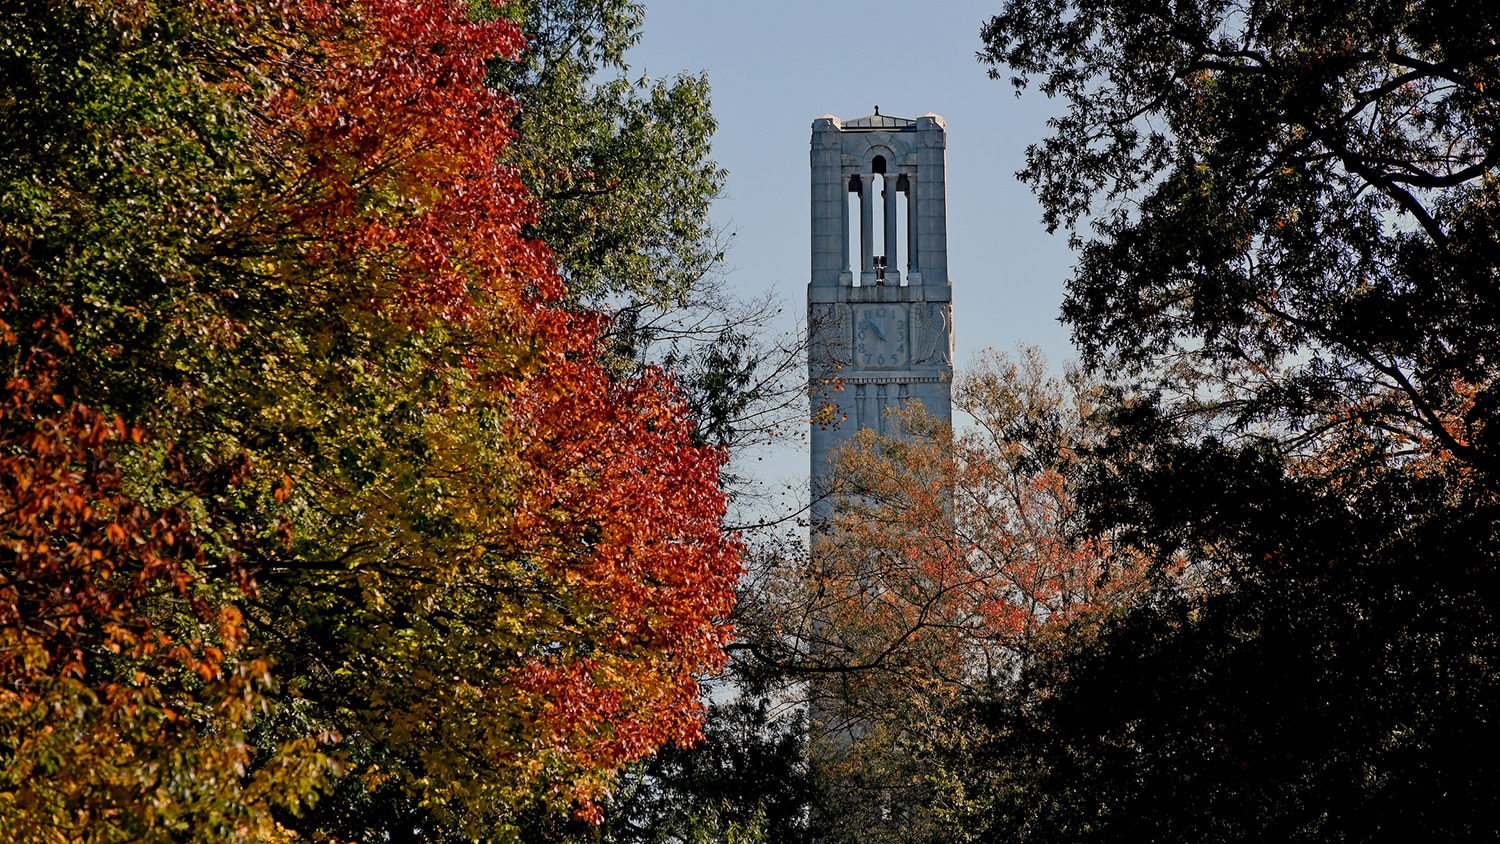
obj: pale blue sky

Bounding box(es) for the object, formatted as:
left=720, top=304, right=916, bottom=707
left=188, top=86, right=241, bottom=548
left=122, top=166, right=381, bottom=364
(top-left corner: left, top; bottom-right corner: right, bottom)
left=626, top=0, right=1078, bottom=367
left=624, top=1, right=1078, bottom=505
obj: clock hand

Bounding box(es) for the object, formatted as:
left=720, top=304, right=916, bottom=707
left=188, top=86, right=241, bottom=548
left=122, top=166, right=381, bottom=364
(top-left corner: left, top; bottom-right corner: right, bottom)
left=863, top=319, right=886, bottom=341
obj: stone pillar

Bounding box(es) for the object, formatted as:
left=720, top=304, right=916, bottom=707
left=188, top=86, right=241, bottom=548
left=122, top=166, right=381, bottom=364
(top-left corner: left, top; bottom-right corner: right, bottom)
left=841, top=177, right=852, bottom=284
left=810, top=117, right=845, bottom=288
left=883, top=173, right=899, bottom=284
left=905, top=172, right=920, bottom=284
left=859, top=174, right=876, bottom=285
left=915, top=114, right=948, bottom=286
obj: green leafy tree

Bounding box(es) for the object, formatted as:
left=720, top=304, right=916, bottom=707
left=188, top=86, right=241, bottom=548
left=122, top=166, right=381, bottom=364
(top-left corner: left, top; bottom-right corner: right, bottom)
left=1, top=2, right=741, bottom=842
left=487, top=0, right=726, bottom=308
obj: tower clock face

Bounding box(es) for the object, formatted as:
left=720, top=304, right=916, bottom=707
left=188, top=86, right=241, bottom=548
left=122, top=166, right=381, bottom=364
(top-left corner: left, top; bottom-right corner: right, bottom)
left=854, top=304, right=908, bottom=370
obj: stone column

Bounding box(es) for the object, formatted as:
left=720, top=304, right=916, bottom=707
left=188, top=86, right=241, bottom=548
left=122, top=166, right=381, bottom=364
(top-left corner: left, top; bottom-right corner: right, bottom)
left=859, top=174, right=876, bottom=285
left=915, top=115, right=948, bottom=286
left=883, top=173, right=899, bottom=284
left=905, top=172, right=920, bottom=284
left=841, top=176, right=852, bottom=284
left=810, top=117, right=845, bottom=287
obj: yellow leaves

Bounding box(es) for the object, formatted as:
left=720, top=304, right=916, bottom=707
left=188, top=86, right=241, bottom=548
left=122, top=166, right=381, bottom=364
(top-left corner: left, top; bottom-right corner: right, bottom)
left=4, top=0, right=733, bottom=834
left=362, top=764, right=394, bottom=792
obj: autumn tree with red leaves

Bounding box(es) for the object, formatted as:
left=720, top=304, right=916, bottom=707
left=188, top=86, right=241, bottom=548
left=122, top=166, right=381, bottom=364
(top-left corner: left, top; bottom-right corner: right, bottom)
left=0, top=0, right=739, bottom=840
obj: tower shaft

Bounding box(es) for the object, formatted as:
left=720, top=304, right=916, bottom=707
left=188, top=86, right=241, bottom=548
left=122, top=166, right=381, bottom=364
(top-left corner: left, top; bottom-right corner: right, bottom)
left=808, top=112, right=953, bottom=524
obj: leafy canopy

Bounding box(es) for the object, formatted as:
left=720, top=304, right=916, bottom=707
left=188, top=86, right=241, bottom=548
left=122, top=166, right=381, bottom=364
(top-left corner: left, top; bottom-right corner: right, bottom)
left=983, top=0, right=1500, bottom=464
left=951, top=2, right=1500, bottom=841
left=0, top=0, right=740, bottom=839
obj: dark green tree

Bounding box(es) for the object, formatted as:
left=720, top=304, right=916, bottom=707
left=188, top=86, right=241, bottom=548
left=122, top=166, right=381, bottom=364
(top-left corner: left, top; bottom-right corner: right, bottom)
left=931, top=1, right=1500, bottom=841
left=982, top=0, right=1500, bottom=464
left=931, top=419, right=1500, bottom=842
left=488, top=0, right=725, bottom=308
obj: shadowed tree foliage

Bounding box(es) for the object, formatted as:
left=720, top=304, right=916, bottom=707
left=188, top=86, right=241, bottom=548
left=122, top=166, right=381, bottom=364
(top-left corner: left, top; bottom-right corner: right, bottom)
left=934, top=421, right=1500, bottom=843
left=942, top=1, right=1500, bottom=841
left=518, top=696, right=812, bottom=844
left=982, top=0, right=1500, bottom=464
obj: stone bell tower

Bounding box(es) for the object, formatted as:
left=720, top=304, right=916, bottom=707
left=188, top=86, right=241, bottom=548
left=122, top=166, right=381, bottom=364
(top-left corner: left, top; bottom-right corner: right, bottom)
left=808, top=110, right=953, bottom=523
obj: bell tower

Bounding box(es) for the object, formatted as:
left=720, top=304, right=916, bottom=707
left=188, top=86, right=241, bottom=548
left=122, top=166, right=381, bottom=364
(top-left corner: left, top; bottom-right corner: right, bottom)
left=808, top=110, right=953, bottom=523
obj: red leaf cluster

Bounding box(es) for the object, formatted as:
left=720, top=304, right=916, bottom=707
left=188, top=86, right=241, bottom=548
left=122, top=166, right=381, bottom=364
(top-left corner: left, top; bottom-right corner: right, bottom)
left=242, top=0, right=742, bottom=804
left=2, top=0, right=740, bottom=830
left=0, top=282, right=256, bottom=693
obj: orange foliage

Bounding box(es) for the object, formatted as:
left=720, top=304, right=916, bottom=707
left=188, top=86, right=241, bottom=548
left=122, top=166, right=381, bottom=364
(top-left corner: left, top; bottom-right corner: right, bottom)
left=245, top=0, right=741, bottom=815
left=810, top=350, right=1143, bottom=698
left=798, top=352, right=1144, bottom=841
left=1, top=0, right=739, bottom=834
left=0, top=281, right=332, bottom=840
left=500, top=364, right=741, bottom=816
left=0, top=290, right=249, bottom=690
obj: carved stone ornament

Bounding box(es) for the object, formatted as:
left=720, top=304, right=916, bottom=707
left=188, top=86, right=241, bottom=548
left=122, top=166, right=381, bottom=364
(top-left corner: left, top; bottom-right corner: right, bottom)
left=809, top=303, right=854, bottom=372
left=809, top=302, right=835, bottom=331
left=911, top=303, right=952, bottom=366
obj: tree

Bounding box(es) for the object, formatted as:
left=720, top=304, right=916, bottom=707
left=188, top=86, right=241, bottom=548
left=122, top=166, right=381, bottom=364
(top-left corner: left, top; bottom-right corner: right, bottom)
left=480, top=0, right=810, bottom=493
left=0, top=2, right=352, bottom=836
left=934, top=429, right=1500, bottom=843
left=981, top=0, right=1500, bottom=466
left=731, top=349, right=1143, bottom=844
left=950, top=1, right=1500, bottom=840
left=518, top=695, right=812, bottom=844
left=488, top=0, right=726, bottom=309
left=0, top=284, right=332, bottom=842
left=1, top=0, right=740, bottom=840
